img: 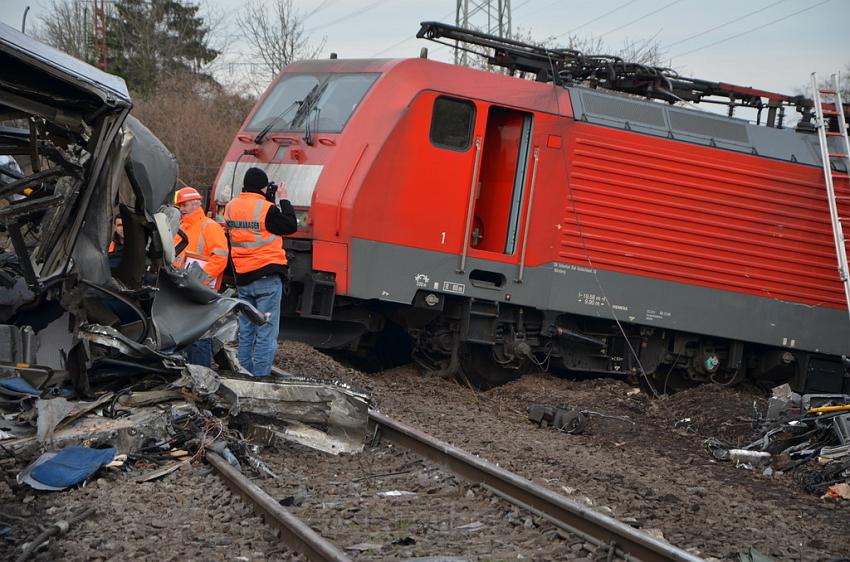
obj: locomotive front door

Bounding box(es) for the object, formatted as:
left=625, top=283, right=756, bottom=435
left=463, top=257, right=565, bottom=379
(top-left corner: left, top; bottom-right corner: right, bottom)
left=470, top=106, right=534, bottom=255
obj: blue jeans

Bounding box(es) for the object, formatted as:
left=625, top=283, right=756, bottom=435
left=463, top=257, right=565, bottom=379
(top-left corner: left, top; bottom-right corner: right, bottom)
left=236, top=275, right=282, bottom=376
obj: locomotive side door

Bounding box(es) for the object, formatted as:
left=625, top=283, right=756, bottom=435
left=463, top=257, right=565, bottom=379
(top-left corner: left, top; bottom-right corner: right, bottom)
left=468, top=105, right=534, bottom=257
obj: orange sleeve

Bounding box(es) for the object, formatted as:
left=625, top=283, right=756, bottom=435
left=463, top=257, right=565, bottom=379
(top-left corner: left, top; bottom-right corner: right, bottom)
left=202, top=220, right=229, bottom=280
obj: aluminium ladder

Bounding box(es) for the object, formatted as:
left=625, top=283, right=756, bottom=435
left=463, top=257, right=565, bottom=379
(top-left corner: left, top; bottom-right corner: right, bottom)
left=812, top=72, right=850, bottom=331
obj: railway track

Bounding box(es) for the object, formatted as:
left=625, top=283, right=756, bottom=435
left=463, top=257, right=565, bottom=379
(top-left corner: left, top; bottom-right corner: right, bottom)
left=207, top=450, right=350, bottom=562
left=206, top=368, right=705, bottom=562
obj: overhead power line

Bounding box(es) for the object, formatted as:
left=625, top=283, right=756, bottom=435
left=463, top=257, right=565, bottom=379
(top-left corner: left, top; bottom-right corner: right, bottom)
left=671, top=0, right=832, bottom=58
left=664, top=0, right=788, bottom=49
left=303, top=0, right=339, bottom=22
left=371, top=0, right=533, bottom=59
left=306, top=0, right=383, bottom=33
left=597, top=0, right=685, bottom=40
left=371, top=4, right=458, bottom=57
left=555, top=0, right=638, bottom=39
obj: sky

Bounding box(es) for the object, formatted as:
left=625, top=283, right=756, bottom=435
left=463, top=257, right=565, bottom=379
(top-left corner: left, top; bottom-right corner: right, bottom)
left=2, top=0, right=848, bottom=104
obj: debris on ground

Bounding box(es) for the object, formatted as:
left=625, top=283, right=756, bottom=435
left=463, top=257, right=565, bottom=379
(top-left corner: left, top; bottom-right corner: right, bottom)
left=737, top=547, right=776, bottom=562
left=704, top=383, right=850, bottom=495
left=527, top=403, right=636, bottom=434
left=822, top=482, right=850, bottom=500
left=14, top=505, right=96, bottom=562
left=18, top=447, right=116, bottom=491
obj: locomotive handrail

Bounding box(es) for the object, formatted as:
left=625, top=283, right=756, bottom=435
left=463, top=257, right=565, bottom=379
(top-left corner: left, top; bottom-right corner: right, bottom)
left=458, top=136, right=482, bottom=273
left=516, top=147, right=540, bottom=283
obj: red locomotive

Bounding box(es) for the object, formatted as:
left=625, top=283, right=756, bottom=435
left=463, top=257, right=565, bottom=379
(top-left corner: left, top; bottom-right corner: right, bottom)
left=212, top=22, right=850, bottom=393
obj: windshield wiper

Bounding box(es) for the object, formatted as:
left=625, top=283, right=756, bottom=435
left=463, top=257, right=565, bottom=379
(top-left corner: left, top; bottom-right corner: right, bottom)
left=253, top=100, right=300, bottom=144
left=292, top=81, right=328, bottom=140
left=305, top=106, right=321, bottom=146
left=290, top=82, right=325, bottom=126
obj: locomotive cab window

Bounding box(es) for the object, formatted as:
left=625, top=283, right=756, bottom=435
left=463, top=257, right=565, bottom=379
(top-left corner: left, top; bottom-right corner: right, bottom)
left=245, top=72, right=380, bottom=134
left=430, top=96, right=475, bottom=151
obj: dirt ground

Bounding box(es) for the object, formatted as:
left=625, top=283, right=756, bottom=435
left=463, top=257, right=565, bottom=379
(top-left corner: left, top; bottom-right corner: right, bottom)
left=2, top=341, right=847, bottom=562
left=277, top=341, right=850, bottom=562
left=0, top=460, right=302, bottom=562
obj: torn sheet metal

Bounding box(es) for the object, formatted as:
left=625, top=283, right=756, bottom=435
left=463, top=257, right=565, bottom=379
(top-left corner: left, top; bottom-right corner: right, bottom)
left=78, top=323, right=179, bottom=362
left=217, top=376, right=370, bottom=455
left=261, top=420, right=361, bottom=455
left=0, top=22, right=129, bottom=102
left=171, top=364, right=221, bottom=396
left=152, top=268, right=266, bottom=350
left=124, top=116, right=178, bottom=217
left=36, top=397, right=76, bottom=442
left=2, top=406, right=172, bottom=460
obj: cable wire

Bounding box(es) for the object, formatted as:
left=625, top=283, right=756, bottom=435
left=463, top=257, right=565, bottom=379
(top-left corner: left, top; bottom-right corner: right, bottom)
left=305, top=0, right=383, bottom=33
left=555, top=0, right=639, bottom=39
left=663, top=0, right=788, bottom=49
left=671, top=0, right=832, bottom=59
left=372, top=1, right=533, bottom=59
left=597, top=0, right=684, bottom=40
left=371, top=4, right=457, bottom=57
left=303, top=0, right=338, bottom=21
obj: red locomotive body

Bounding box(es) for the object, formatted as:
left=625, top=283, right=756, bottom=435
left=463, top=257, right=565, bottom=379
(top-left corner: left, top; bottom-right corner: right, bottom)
left=211, top=31, right=850, bottom=392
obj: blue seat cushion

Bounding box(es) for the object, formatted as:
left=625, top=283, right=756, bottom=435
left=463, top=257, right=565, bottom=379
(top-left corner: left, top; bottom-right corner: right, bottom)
left=30, top=447, right=117, bottom=488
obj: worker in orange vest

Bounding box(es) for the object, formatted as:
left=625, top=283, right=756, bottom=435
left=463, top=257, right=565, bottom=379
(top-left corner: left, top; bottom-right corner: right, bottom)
left=224, top=167, right=297, bottom=376
left=173, top=187, right=228, bottom=288
left=108, top=215, right=124, bottom=254
left=173, top=186, right=229, bottom=367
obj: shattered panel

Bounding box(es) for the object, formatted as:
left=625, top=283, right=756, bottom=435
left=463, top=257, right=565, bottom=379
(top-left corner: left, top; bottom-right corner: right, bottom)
left=218, top=376, right=370, bottom=455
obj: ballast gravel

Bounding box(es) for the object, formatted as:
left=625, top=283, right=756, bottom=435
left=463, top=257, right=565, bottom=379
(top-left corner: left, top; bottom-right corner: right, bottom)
left=2, top=340, right=848, bottom=561
left=276, top=341, right=850, bottom=562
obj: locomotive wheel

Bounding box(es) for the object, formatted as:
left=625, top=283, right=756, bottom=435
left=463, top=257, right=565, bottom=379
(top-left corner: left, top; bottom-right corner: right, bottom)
left=458, top=343, right=524, bottom=390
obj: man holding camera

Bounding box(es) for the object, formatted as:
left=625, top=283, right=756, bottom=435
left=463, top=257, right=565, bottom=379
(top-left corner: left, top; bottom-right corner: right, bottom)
left=224, top=167, right=297, bottom=376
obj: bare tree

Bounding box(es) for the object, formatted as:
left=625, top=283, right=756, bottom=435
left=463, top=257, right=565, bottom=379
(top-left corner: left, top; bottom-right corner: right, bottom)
left=132, top=73, right=255, bottom=188
left=34, top=0, right=92, bottom=62
left=793, top=63, right=850, bottom=110
left=236, top=0, right=325, bottom=84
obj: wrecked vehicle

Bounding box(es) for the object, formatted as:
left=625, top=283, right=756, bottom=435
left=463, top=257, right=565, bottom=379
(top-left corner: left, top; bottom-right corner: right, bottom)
left=0, top=19, right=371, bottom=477
left=0, top=22, right=371, bottom=474
left=0, top=21, right=264, bottom=394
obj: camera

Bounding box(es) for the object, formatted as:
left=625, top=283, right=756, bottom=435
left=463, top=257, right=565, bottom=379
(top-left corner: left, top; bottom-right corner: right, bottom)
left=264, top=181, right=277, bottom=202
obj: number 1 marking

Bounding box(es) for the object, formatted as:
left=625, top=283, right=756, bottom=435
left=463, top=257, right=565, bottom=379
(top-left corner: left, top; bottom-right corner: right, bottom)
left=440, top=231, right=446, bottom=244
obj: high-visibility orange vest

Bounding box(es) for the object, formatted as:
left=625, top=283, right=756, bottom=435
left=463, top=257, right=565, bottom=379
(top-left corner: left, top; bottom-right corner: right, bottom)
left=172, top=207, right=228, bottom=286
left=223, top=192, right=287, bottom=274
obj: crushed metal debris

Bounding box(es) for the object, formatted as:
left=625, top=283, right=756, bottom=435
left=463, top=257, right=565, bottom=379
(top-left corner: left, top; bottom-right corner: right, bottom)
left=527, top=403, right=637, bottom=434
left=705, top=383, right=850, bottom=497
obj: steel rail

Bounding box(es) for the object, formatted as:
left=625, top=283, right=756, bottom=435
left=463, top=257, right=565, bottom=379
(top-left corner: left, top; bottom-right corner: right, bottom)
left=369, top=410, right=704, bottom=562
left=206, top=451, right=352, bottom=562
